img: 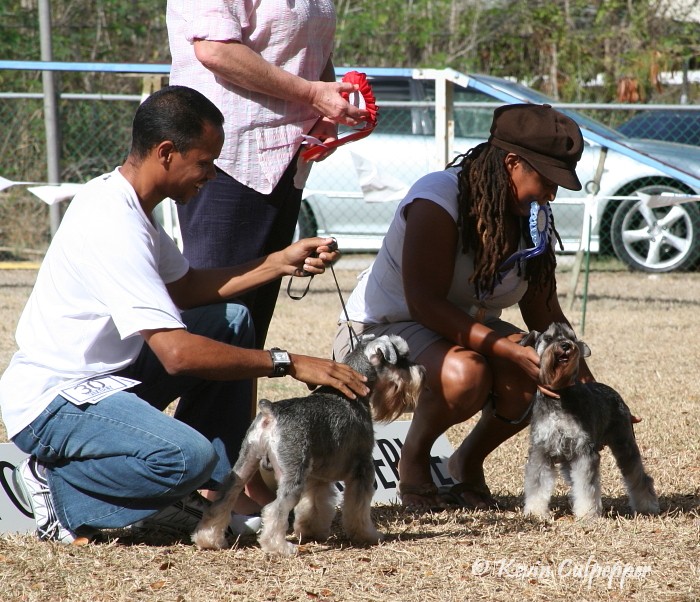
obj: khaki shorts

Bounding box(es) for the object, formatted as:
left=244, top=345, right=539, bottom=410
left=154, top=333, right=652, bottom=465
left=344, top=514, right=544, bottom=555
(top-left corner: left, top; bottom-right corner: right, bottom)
left=332, top=319, right=523, bottom=363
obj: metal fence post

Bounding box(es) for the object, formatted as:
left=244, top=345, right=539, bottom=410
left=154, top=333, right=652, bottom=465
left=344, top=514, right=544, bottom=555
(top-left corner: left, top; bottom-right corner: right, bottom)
left=567, top=147, right=608, bottom=316
left=39, top=0, right=62, bottom=238
left=432, top=70, right=453, bottom=171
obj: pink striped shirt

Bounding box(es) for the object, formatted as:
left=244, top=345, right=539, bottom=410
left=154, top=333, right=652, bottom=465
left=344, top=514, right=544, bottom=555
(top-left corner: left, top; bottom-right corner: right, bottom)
left=167, top=0, right=336, bottom=194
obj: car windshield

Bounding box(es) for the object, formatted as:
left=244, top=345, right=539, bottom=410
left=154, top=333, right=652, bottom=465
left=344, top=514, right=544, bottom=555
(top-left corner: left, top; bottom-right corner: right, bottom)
left=618, top=111, right=700, bottom=146
left=465, top=74, right=628, bottom=142
left=362, top=72, right=632, bottom=144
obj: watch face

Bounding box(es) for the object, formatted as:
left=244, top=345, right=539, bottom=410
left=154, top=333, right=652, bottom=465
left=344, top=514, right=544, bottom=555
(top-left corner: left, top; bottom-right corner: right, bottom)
left=270, top=348, right=291, bottom=377
left=271, top=350, right=290, bottom=362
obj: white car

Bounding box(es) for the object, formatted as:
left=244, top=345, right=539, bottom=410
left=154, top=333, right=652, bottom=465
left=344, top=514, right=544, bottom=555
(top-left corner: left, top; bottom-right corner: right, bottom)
left=301, top=69, right=700, bottom=273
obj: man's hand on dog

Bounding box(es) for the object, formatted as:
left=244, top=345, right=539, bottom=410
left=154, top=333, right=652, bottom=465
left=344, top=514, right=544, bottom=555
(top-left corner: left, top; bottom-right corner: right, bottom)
left=289, top=354, right=370, bottom=399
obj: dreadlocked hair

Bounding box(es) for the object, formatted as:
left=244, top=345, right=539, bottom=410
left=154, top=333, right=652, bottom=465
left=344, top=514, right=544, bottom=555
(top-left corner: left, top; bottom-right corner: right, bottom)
left=449, top=143, right=560, bottom=306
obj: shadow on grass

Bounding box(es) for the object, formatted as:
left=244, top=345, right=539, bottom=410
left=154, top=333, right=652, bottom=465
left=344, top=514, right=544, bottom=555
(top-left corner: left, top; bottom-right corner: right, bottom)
left=91, top=489, right=698, bottom=551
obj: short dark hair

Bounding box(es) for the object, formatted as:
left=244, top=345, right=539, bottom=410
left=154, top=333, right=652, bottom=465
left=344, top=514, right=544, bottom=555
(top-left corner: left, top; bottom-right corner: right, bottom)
left=130, top=85, right=224, bottom=160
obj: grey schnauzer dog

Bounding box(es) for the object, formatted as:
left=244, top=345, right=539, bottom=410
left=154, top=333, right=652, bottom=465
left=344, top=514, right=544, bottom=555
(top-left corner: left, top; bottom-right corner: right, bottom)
left=521, top=322, right=659, bottom=519
left=192, top=334, right=425, bottom=555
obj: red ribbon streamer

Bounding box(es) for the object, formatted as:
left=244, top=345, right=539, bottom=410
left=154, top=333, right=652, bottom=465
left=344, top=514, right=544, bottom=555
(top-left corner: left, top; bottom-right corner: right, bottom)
left=301, top=71, right=378, bottom=161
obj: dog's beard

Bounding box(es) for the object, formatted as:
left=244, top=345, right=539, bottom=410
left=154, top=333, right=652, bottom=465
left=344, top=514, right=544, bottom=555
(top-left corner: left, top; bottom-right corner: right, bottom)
left=370, top=365, right=425, bottom=422
left=539, top=344, right=580, bottom=389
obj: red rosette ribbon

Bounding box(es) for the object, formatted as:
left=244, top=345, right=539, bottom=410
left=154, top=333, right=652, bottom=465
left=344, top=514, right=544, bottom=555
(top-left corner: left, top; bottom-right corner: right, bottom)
left=341, top=70, right=378, bottom=126
left=301, top=71, right=379, bottom=161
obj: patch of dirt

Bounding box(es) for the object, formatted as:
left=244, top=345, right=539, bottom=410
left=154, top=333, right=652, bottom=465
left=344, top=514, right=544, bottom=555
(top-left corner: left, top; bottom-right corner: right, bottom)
left=0, top=259, right=698, bottom=601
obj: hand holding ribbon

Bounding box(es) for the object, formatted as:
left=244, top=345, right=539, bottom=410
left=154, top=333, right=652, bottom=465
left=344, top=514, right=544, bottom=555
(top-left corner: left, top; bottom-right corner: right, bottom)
left=302, top=71, right=378, bottom=162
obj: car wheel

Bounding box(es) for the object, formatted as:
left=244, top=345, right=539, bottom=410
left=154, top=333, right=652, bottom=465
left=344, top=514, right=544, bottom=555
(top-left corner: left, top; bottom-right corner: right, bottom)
left=294, top=201, right=317, bottom=242
left=611, top=196, right=700, bottom=272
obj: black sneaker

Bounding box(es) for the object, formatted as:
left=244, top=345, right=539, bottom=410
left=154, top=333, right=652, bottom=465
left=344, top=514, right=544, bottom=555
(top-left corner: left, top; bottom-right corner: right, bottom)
left=13, top=457, right=78, bottom=543
left=134, top=491, right=262, bottom=537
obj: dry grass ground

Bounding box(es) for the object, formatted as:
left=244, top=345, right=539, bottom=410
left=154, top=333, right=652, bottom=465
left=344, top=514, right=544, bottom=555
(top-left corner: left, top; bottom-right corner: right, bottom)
left=0, top=256, right=698, bottom=601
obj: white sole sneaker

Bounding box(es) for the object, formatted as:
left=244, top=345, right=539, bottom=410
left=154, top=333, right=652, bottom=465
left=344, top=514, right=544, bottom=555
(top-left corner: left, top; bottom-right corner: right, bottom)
left=13, top=457, right=77, bottom=544
left=229, top=513, right=262, bottom=536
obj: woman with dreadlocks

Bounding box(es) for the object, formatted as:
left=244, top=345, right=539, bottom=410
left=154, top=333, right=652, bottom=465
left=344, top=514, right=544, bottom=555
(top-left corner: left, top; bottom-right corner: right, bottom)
left=333, top=103, right=594, bottom=511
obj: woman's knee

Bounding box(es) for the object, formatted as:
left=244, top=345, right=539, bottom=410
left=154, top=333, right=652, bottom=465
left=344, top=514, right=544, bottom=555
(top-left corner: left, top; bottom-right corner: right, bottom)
left=435, top=351, right=492, bottom=410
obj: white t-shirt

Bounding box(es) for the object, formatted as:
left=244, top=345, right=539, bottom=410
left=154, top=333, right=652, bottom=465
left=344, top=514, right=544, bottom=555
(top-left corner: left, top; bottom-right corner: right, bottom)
left=343, top=168, right=530, bottom=324
left=0, top=168, right=190, bottom=438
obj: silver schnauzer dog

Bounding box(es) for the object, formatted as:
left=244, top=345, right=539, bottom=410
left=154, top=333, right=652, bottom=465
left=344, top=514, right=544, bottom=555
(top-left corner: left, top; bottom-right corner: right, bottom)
left=521, top=322, right=659, bottom=520
left=192, top=335, right=425, bottom=555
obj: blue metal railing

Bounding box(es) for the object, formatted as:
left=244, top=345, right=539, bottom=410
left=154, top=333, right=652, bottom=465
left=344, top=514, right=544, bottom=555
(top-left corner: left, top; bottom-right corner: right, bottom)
left=0, top=60, right=170, bottom=73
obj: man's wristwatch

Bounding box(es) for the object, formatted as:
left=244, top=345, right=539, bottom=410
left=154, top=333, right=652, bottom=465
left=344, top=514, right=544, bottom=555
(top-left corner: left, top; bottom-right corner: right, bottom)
left=269, top=347, right=292, bottom=377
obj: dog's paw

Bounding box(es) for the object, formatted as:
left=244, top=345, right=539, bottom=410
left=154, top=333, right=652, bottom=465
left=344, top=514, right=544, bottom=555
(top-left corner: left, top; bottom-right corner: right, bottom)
left=259, top=527, right=299, bottom=556
left=632, top=499, right=661, bottom=515
left=191, top=526, right=228, bottom=550
left=260, top=539, right=298, bottom=556
left=294, top=528, right=331, bottom=543
left=523, top=505, right=551, bottom=520
left=347, top=527, right=384, bottom=546
left=574, top=510, right=603, bottom=524
left=571, top=505, right=603, bottom=521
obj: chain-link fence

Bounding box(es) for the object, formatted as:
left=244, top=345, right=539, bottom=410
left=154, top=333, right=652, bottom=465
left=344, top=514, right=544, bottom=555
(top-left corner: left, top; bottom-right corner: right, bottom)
left=1, top=65, right=700, bottom=272
left=0, top=87, right=137, bottom=254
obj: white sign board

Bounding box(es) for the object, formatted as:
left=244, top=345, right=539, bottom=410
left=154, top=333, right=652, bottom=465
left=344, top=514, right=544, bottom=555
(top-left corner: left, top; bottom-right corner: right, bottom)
left=351, top=419, right=456, bottom=505
left=0, top=421, right=456, bottom=534
left=0, top=444, right=34, bottom=535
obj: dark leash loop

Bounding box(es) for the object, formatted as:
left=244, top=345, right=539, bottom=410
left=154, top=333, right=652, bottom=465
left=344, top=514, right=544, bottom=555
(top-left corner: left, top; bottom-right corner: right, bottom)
left=286, top=237, right=340, bottom=301
left=286, top=237, right=360, bottom=353
left=285, top=273, right=313, bottom=300
left=491, top=391, right=535, bottom=426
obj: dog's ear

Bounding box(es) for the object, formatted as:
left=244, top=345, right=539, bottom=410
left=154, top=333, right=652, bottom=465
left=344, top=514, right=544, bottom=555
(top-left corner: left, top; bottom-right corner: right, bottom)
left=577, top=340, right=591, bottom=358
left=365, top=336, right=398, bottom=366
left=519, top=330, right=540, bottom=348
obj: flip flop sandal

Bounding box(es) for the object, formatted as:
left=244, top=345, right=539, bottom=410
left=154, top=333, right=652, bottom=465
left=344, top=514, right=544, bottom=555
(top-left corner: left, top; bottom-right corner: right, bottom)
left=398, top=482, right=447, bottom=513
left=438, top=483, right=499, bottom=510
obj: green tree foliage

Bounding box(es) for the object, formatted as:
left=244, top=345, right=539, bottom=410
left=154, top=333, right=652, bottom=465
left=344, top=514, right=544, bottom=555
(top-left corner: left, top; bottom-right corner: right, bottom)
left=0, top=0, right=698, bottom=101
left=0, top=0, right=169, bottom=93
left=333, top=0, right=699, bottom=103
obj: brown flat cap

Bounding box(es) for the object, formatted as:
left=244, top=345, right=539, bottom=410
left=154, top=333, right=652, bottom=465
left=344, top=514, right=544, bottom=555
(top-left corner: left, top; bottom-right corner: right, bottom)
left=489, top=103, right=584, bottom=191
